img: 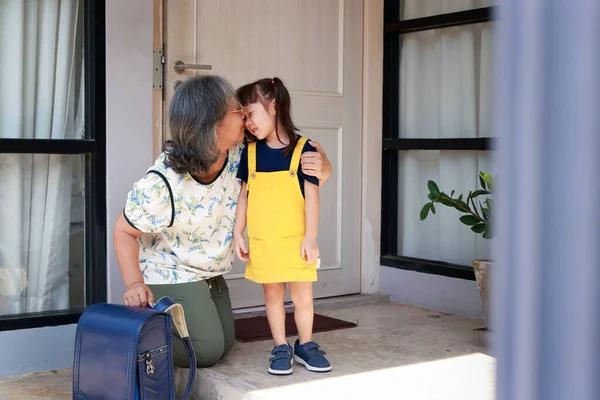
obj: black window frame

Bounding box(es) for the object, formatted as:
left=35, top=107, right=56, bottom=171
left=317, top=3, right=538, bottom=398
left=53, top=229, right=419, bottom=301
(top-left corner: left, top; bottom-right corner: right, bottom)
left=0, top=0, right=106, bottom=331
left=381, top=2, right=497, bottom=281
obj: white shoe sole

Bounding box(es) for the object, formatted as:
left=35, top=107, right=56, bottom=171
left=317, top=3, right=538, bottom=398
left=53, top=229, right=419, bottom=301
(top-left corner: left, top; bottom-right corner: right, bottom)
left=268, top=357, right=293, bottom=375
left=293, top=355, right=332, bottom=372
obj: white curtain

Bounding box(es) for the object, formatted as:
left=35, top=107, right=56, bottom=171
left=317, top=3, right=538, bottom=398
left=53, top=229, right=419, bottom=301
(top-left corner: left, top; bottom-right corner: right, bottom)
left=400, top=0, right=495, bottom=19
left=397, top=0, right=495, bottom=266
left=0, top=0, right=83, bottom=315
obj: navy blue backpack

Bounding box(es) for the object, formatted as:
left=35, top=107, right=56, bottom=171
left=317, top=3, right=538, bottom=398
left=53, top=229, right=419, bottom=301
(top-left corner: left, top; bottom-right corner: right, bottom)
left=72, top=297, right=196, bottom=399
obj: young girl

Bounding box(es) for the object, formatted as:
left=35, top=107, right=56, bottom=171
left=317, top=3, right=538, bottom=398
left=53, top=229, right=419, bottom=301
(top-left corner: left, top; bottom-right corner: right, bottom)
left=233, top=77, right=331, bottom=375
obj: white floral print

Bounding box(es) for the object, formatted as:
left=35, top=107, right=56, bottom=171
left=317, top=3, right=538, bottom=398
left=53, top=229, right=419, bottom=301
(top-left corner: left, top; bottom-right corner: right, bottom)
left=124, top=143, right=244, bottom=284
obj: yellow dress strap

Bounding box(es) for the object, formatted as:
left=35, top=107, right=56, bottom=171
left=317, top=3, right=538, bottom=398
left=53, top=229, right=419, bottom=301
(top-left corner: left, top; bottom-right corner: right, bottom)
left=248, top=142, right=257, bottom=175
left=290, top=136, right=308, bottom=174
left=247, top=142, right=257, bottom=189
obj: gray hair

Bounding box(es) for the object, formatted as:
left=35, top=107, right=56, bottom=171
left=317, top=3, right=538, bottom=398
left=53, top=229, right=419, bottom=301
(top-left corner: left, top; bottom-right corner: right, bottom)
left=163, top=75, right=238, bottom=176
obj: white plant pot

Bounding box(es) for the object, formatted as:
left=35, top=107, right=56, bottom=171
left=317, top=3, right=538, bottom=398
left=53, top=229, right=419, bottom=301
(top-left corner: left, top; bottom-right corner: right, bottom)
left=472, top=260, right=493, bottom=347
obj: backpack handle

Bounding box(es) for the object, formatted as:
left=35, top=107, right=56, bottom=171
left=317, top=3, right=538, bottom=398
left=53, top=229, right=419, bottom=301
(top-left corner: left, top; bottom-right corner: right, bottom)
left=151, top=296, right=196, bottom=400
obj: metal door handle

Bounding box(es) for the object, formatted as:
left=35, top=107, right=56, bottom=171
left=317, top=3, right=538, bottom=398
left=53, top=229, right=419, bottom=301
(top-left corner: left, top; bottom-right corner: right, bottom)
left=173, top=60, right=212, bottom=74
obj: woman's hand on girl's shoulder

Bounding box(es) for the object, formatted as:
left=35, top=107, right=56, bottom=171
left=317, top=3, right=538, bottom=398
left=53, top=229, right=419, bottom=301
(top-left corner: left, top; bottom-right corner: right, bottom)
left=300, top=141, right=323, bottom=178
left=300, top=140, right=331, bottom=184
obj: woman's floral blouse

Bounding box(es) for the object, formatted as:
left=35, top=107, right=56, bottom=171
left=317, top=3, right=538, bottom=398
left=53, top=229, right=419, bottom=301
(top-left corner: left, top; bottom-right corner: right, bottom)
left=124, top=143, right=244, bottom=284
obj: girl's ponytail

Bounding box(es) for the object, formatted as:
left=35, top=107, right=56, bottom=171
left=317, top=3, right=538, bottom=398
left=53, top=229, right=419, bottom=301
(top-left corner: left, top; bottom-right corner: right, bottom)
left=272, top=78, right=280, bottom=143
left=271, top=77, right=298, bottom=154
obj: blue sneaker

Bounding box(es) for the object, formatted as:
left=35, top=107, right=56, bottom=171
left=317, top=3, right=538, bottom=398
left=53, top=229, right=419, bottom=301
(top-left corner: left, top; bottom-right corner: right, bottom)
left=268, top=344, right=293, bottom=375
left=293, top=340, right=332, bottom=372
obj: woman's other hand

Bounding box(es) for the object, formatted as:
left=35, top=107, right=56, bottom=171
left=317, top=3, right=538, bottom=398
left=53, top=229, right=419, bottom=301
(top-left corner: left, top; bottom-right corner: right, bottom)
left=123, top=282, right=155, bottom=307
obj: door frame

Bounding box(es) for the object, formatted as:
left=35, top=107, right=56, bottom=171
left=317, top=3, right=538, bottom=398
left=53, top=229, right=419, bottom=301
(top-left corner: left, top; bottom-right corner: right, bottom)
left=151, top=0, right=383, bottom=296
left=360, top=0, right=383, bottom=295
left=152, top=0, right=164, bottom=158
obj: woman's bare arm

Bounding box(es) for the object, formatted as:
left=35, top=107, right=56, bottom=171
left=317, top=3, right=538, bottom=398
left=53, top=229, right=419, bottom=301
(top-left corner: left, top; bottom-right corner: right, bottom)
left=113, top=212, right=154, bottom=306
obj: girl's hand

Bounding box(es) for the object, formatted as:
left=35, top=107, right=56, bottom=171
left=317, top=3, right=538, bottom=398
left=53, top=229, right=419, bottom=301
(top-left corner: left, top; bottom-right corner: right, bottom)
left=123, top=282, right=154, bottom=308
left=234, top=233, right=250, bottom=262
left=301, top=237, right=320, bottom=266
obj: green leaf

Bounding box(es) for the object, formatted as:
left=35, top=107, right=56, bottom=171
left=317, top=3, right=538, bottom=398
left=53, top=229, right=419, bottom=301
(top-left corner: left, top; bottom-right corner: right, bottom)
left=471, top=190, right=491, bottom=198
left=481, top=172, right=494, bottom=191
left=481, top=206, right=489, bottom=220
left=483, top=224, right=494, bottom=239
left=458, top=194, right=463, bottom=201
left=428, top=193, right=439, bottom=202
left=431, top=203, right=436, bottom=214
left=420, top=203, right=431, bottom=221
left=440, top=197, right=454, bottom=207
left=482, top=173, right=493, bottom=186
left=471, top=223, right=486, bottom=234
left=451, top=190, right=455, bottom=197
left=455, top=199, right=470, bottom=211
left=460, top=215, right=480, bottom=226
left=479, top=175, right=487, bottom=190
left=427, top=180, right=440, bottom=196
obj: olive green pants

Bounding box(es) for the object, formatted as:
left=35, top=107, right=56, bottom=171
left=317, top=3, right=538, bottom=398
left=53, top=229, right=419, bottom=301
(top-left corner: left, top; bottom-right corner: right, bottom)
left=148, top=275, right=235, bottom=368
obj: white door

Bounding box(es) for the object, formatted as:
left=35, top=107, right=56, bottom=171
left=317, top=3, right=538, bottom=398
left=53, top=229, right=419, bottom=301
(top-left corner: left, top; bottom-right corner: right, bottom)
left=163, top=0, right=363, bottom=309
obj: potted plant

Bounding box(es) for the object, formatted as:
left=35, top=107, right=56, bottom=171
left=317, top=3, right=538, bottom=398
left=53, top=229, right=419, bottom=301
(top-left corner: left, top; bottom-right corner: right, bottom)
left=420, top=171, right=494, bottom=346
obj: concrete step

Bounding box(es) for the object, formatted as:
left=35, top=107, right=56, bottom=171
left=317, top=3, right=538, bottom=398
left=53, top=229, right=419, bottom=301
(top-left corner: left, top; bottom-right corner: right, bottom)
left=174, top=299, right=494, bottom=400
left=174, top=293, right=392, bottom=399
left=0, top=296, right=496, bottom=400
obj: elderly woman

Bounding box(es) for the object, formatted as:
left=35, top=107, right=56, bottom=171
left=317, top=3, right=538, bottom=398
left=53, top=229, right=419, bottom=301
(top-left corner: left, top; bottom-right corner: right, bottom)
left=113, top=75, right=331, bottom=367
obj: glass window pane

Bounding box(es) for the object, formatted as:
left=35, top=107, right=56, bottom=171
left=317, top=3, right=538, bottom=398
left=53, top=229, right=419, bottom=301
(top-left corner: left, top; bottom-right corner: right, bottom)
left=0, top=0, right=85, bottom=139
left=399, top=22, right=495, bottom=138
left=400, top=0, right=495, bottom=20
left=397, top=150, right=493, bottom=265
left=0, top=153, right=85, bottom=316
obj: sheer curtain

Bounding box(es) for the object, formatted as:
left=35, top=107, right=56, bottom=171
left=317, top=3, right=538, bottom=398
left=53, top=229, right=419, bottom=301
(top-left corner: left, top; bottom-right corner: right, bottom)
left=397, top=0, right=495, bottom=265
left=0, top=0, right=84, bottom=314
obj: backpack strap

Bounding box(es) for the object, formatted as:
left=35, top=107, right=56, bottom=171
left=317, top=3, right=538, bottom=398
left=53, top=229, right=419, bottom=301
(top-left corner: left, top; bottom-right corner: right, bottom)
left=152, top=296, right=196, bottom=400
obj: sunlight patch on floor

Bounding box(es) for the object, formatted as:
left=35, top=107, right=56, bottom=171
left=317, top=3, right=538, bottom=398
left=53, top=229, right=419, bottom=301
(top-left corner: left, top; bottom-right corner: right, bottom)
left=249, top=352, right=496, bottom=400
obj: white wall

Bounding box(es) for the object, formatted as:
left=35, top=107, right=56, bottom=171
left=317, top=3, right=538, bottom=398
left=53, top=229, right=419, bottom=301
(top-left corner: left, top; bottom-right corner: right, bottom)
left=0, top=325, right=77, bottom=377
left=380, top=266, right=485, bottom=320
left=0, top=0, right=153, bottom=378
left=105, top=0, right=155, bottom=303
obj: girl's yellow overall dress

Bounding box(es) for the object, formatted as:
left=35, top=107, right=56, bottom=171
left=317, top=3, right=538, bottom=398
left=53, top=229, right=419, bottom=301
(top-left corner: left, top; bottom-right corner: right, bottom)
left=245, top=136, right=318, bottom=283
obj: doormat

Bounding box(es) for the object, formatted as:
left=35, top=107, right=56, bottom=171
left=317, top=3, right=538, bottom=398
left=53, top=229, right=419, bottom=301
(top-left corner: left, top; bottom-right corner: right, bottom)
left=234, top=313, right=357, bottom=343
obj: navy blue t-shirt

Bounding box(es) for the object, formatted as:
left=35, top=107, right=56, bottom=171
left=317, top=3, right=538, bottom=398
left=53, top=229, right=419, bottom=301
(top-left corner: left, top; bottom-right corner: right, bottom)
left=236, top=138, right=320, bottom=197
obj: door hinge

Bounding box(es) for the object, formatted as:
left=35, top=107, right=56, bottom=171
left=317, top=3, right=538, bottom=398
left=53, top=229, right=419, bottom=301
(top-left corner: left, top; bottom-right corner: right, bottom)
left=152, top=48, right=164, bottom=91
